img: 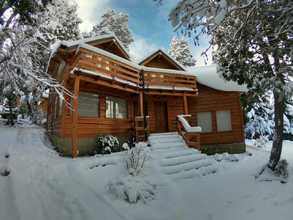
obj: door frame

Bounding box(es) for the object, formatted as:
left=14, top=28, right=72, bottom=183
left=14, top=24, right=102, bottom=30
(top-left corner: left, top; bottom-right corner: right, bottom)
left=154, top=100, right=168, bottom=133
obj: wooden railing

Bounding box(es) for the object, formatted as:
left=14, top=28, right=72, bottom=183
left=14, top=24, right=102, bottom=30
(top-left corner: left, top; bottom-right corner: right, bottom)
left=135, top=116, right=150, bottom=142
left=77, top=49, right=140, bottom=87
left=74, top=48, right=197, bottom=93
left=143, top=70, right=197, bottom=92
left=177, top=115, right=201, bottom=149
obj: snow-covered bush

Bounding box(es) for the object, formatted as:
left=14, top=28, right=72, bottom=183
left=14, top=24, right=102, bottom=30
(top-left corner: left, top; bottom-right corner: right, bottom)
left=273, top=159, right=289, bottom=179
left=107, top=143, right=155, bottom=204
left=107, top=176, right=156, bottom=204
left=253, top=136, right=269, bottom=148
left=124, top=143, right=149, bottom=176
left=214, top=153, right=239, bottom=162
left=95, top=135, right=120, bottom=154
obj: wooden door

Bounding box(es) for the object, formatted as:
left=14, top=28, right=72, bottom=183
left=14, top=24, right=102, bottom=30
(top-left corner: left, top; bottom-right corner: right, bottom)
left=154, top=101, right=168, bottom=133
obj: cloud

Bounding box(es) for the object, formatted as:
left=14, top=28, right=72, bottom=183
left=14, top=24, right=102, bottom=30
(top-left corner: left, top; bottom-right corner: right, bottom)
left=74, top=0, right=111, bottom=33
left=129, top=35, right=160, bottom=62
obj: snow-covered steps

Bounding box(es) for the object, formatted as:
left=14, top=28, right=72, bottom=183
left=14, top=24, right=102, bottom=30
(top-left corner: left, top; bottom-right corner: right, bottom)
left=149, top=132, right=217, bottom=180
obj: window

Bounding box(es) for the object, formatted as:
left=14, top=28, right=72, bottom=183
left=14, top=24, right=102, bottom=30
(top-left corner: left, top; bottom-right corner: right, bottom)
left=106, top=96, right=128, bottom=119
left=197, top=112, right=212, bottom=132
left=216, top=110, right=232, bottom=132
left=78, top=92, right=99, bottom=117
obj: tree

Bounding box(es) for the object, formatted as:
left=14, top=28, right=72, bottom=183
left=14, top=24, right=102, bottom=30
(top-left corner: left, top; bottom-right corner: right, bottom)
left=163, top=0, right=293, bottom=170
left=168, top=37, right=195, bottom=67
left=36, top=0, right=81, bottom=72
left=0, top=0, right=73, bottom=121
left=89, top=9, right=134, bottom=49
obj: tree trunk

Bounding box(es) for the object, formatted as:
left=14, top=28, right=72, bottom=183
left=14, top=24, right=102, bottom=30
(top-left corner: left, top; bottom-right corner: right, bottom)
left=268, top=89, right=285, bottom=170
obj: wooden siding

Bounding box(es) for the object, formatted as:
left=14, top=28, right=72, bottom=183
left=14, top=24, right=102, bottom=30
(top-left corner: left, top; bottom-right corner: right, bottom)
left=188, top=84, right=245, bottom=145
left=60, top=81, right=137, bottom=139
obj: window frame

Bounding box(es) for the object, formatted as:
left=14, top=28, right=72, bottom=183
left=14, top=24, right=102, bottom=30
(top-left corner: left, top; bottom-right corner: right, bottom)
left=105, top=96, right=128, bottom=120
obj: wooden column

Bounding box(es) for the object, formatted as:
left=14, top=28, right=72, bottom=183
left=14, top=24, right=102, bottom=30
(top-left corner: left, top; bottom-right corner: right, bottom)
left=139, top=91, right=144, bottom=116
left=72, top=75, right=80, bottom=158
left=183, top=94, right=188, bottom=115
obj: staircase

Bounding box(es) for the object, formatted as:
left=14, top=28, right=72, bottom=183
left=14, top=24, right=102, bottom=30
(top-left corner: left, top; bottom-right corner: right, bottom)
left=149, top=132, right=217, bottom=180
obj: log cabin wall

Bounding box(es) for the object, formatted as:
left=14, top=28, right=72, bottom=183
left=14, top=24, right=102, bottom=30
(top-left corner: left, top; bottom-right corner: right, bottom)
left=188, top=84, right=245, bottom=153
left=53, top=79, right=139, bottom=156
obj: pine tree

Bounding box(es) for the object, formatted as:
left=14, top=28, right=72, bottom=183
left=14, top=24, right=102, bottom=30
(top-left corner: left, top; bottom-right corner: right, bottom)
left=168, top=37, right=195, bottom=67
left=89, top=9, right=134, bottom=49
left=36, top=0, right=81, bottom=72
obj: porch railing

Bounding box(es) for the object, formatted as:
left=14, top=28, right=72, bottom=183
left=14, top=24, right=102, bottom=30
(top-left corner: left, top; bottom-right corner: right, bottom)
left=135, top=116, right=150, bottom=142
left=77, top=48, right=140, bottom=87
left=143, top=70, right=197, bottom=92
left=177, top=115, right=201, bottom=149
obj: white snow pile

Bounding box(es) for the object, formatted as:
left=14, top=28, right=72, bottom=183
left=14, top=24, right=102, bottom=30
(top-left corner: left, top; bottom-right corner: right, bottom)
left=108, top=176, right=156, bottom=204
left=107, top=144, right=157, bottom=204
left=189, top=64, right=248, bottom=92
left=177, top=115, right=202, bottom=132
left=253, top=136, right=269, bottom=148
left=213, top=152, right=239, bottom=162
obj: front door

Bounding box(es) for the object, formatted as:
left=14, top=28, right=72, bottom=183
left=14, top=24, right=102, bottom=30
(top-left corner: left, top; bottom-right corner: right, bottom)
left=154, top=101, right=168, bottom=133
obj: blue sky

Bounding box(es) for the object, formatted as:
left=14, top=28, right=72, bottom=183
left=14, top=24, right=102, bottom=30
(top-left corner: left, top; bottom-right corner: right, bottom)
left=75, top=0, right=211, bottom=65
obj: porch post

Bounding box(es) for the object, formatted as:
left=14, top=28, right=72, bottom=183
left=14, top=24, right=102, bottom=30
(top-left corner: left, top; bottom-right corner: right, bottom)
left=72, top=75, right=80, bottom=158
left=183, top=94, right=188, bottom=115
left=139, top=91, right=144, bottom=116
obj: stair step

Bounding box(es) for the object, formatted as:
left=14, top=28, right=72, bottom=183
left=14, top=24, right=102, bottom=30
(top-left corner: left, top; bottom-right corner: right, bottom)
left=162, top=159, right=214, bottom=175
left=161, top=154, right=207, bottom=167
left=164, top=149, right=200, bottom=159
left=152, top=142, right=185, bottom=149
left=150, top=138, right=183, bottom=144
left=149, top=132, right=178, bottom=137
left=169, top=168, right=201, bottom=180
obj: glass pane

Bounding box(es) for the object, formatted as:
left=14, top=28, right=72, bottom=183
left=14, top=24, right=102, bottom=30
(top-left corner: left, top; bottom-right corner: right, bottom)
left=78, top=92, right=99, bottom=117
left=106, top=96, right=127, bottom=119
left=115, top=98, right=127, bottom=119
left=216, top=111, right=232, bottom=132
left=197, top=112, right=212, bottom=132
left=106, top=98, right=114, bottom=118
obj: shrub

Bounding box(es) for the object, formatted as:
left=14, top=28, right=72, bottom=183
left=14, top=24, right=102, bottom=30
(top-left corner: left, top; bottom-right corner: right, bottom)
left=95, top=135, right=120, bottom=154
left=124, top=143, right=149, bottom=176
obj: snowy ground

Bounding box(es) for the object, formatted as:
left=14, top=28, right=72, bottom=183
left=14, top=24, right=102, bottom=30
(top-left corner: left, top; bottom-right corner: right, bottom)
left=0, top=123, right=292, bottom=220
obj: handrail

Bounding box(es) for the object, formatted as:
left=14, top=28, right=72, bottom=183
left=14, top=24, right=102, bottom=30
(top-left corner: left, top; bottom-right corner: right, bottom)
left=177, top=115, right=201, bottom=149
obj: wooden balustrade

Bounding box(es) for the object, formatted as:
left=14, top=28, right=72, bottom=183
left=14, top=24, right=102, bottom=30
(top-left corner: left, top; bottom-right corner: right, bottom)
left=135, top=116, right=150, bottom=142
left=73, top=48, right=197, bottom=95
left=77, top=49, right=140, bottom=87
left=144, top=71, right=197, bottom=91
left=177, top=115, right=201, bottom=149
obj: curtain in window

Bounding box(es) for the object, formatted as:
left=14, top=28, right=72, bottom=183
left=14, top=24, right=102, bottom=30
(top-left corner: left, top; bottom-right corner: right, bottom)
left=106, top=96, right=128, bottom=119
left=78, top=92, right=99, bottom=117
left=216, top=110, right=232, bottom=132
left=197, top=112, right=212, bottom=132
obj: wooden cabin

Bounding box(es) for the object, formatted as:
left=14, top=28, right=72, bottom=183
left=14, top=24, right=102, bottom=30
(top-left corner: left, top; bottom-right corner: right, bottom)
left=47, top=34, right=246, bottom=157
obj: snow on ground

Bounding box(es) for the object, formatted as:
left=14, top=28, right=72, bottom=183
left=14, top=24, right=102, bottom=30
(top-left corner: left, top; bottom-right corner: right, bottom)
left=0, top=123, right=293, bottom=220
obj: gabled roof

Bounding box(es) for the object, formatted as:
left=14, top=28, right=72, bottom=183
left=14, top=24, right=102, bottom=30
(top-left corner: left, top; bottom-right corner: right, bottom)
left=138, top=49, right=185, bottom=71
left=58, top=34, right=130, bottom=60
left=189, top=64, right=248, bottom=92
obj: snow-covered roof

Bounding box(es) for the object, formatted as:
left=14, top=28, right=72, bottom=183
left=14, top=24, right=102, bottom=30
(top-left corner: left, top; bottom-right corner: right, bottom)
left=54, top=34, right=130, bottom=59
left=138, top=49, right=186, bottom=71
left=189, top=64, right=248, bottom=92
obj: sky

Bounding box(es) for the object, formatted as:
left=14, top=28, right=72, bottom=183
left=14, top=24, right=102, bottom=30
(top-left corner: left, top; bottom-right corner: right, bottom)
left=74, top=0, right=212, bottom=66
